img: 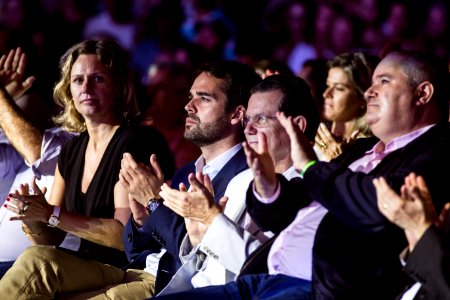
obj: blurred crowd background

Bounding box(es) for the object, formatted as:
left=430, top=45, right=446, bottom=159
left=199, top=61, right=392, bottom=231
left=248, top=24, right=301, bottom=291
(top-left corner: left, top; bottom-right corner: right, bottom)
left=1, top=0, right=449, bottom=117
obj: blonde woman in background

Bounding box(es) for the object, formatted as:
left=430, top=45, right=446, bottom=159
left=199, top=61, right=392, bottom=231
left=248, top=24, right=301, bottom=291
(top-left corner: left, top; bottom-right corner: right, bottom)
left=315, top=51, right=380, bottom=161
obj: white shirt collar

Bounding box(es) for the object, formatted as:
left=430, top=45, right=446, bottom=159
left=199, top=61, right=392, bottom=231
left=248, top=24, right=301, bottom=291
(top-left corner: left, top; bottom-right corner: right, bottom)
left=194, top=143, right=242, bottom=181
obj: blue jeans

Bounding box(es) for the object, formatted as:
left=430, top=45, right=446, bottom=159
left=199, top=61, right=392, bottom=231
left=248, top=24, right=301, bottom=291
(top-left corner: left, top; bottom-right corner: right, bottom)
left=154, top=274, right=313, bottom=300
left=0, top=261, right=14, bottom=278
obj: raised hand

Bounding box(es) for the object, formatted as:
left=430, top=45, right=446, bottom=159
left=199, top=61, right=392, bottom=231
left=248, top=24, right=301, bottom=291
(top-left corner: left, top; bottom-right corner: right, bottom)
left=160, top=172, right=222, bottom=224
left=277, top=111, right=317, bottom=172
left=315, top=123, right=359, bottom=161
left=373, top=173, right=437, bottom=251
left=0, top=47, right=35, bottom=99
left=120, top=153, right=164, bottom=206
left=242, top=131, right=277, bottom=198
left=161, top=172, right=224, bottom=246
left=120, top=153, right=164, bottom=225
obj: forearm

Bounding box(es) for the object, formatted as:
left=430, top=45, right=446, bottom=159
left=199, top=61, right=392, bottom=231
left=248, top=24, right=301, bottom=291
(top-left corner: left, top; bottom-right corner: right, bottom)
left=58, top=210, right=126, bottom=250
left=22, top=221, right=66, bottom=245
left=0, top=86, right=43, bottom=163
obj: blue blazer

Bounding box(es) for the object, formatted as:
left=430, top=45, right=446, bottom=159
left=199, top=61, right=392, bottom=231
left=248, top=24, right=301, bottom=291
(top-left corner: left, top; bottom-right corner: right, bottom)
left=123, top=147, right=248, bottom=291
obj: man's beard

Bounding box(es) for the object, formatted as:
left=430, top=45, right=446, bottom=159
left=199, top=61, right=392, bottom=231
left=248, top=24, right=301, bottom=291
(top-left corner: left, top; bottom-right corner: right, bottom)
left=184, top=114, right=230, bottom=147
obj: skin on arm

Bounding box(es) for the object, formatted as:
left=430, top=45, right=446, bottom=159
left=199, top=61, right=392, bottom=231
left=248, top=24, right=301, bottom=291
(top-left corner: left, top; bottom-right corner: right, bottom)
left=373, top=173, right=437, bottom=251
left=0, top=48, right=42, bottom=164
left=119, top=153, right=164, bottom=226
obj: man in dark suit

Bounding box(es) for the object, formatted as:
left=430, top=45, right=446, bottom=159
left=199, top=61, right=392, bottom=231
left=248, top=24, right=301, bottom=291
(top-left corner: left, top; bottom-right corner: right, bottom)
left=117, top=61, right=262, bottom=296
left=149, top=51, right=450, bottom=300
left=374, top=173, right=450, bottom=300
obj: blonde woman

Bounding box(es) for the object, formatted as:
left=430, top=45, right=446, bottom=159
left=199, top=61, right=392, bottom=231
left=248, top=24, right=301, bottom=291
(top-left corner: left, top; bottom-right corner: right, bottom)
left=315, top=51, right=379, bottom=161
left=1, top=37, right=171, bottom=297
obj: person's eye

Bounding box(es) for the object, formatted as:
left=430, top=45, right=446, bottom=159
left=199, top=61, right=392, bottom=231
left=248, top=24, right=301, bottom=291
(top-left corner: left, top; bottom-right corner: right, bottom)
left=72, top=77, right=83, bottom=84
left=256, top=116, right=268, bottom=126
left=94, top=75, right=104, bottom=83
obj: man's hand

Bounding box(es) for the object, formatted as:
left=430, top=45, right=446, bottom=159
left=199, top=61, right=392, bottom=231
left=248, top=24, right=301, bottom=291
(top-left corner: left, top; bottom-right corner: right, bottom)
left=160, top=172, right=223, bottom=225
left=373, top=173, right=437, bottom=251
left=119, top=153, right=164, bottom=206
left=242, top=131, right=277, bottom=198
left=277, top=112, right=317, bottom=172
left=119, top=153, right=164, bottom=226
left=0, top=47, right=35, bottom=100
left=161, top=172, right=226, bottom=246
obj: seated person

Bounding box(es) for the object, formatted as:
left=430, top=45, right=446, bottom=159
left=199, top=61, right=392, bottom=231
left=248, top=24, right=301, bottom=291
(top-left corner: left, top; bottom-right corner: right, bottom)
left=0, top=37, right=173, bottom=298
left=158, top=74, right=326, bottom=295
left=1, top=60, right=260, bottom=298
left=154, top=50, right=450, bottom=299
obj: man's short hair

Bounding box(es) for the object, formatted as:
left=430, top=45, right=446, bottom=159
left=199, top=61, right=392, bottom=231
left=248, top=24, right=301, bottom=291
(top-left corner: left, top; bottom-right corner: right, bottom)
left=194, top=61, right=262, bottom=112
left=384, top=50, right=450, bottom=122
left=251, top=74, right=320, bottom=141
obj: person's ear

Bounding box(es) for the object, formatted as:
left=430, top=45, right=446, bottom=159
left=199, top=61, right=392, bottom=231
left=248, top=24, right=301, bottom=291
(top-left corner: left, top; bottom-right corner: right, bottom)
left=292, top=115, right=307, bottom=133
left=415, top=81, right=433, bottom=105
left=230, top=105, right=245, bottom=125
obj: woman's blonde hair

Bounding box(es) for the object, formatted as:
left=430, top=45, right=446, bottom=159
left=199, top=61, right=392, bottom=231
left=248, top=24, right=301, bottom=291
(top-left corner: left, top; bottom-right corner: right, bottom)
left=52, top=37, right=138, bottom=132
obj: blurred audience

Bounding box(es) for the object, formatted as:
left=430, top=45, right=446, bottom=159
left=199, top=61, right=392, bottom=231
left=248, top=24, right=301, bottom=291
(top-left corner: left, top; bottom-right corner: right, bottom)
left=141, top=61, right=201, bottom=169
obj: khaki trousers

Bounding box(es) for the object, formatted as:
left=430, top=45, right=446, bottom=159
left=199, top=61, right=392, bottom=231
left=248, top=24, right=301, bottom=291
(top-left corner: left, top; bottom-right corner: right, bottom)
left=0, top=245, right=155, bottom=300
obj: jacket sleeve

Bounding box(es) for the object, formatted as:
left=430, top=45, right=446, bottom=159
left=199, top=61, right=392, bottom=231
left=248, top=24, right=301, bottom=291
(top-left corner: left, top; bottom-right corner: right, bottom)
left=123, top=205, right=186, bottom=267
left=403, top=225, right=450, bottom=299
left=246, top=174, right=312, bottom=234
left=197, top=213, right=266, bottom=275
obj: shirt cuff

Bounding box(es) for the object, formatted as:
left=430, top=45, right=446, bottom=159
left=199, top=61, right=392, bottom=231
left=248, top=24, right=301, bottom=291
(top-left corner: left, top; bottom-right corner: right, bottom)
left=252, top=180, right=280, bottom=204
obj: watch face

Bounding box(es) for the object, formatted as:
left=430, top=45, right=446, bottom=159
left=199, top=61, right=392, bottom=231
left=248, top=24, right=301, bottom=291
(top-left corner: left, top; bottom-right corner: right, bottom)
left=48, top=215, right=60, bottom=227
left=149, top=201, right=161, bottom=212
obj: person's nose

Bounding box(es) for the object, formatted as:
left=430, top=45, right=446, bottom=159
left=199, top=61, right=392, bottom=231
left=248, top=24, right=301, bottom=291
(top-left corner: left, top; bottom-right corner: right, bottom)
left=81, top=77, right=93, bottom=92
left=322, top=86, right=332, bottom=99
left=185, top=98, right=196, bottom=113
left=244, top=118, right=258, bottom=135
left=364, top=85, right=376, bottom=102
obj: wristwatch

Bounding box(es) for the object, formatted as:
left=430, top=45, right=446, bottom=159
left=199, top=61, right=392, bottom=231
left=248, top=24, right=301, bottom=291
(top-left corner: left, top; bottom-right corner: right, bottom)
left=48, top=206, right=61, bottom=227
left=146, top=198, right=162, bottom=215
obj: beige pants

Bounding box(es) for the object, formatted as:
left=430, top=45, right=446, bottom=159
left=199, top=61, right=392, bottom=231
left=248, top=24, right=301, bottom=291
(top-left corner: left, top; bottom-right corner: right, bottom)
left=0, top=245, right=155, bottom=300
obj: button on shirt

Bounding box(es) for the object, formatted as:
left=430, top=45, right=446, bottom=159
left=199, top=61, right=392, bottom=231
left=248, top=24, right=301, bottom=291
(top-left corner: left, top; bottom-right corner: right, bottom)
left=256, top=124, right=435, bottom=281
